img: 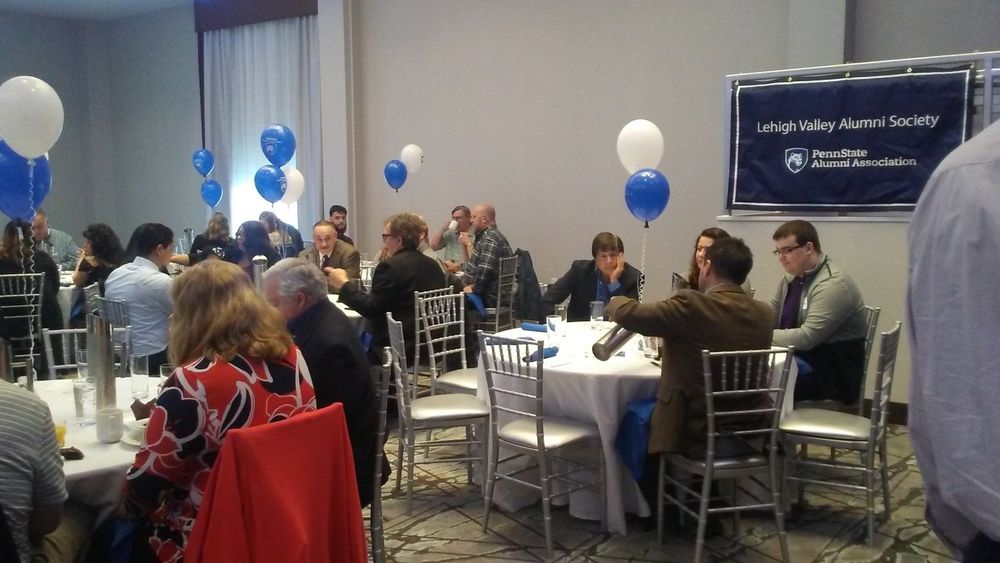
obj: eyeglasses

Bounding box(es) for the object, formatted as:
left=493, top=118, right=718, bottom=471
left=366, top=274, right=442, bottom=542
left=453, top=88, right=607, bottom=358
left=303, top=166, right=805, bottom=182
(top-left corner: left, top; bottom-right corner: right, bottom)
left=381, top=233, right=396, bottom=242
left=772, top=244, right=803, bottom=257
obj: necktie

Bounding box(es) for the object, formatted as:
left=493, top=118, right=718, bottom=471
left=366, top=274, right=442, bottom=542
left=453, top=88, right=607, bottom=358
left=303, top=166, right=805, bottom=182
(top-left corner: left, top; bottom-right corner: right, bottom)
left=779, top=277, right=805, bottom=329
left=321, top=255, right=331, bottom=269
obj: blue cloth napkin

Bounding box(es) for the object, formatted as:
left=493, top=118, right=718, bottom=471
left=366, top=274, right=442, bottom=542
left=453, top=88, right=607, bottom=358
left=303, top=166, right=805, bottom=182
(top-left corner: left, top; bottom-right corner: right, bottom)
left=524, top=346, right=558, bottom=362
left=794, top=356, right=814, bottom=376
left=616, top=397, right=658, bottom=481
left=465, top=293, right=487, bottom=318
left=520, top=322, right=547, bottom=332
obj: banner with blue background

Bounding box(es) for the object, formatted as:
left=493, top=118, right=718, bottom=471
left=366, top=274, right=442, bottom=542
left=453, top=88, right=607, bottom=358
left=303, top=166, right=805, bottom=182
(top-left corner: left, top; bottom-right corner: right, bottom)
left=728, top=65, right=974, bottom=212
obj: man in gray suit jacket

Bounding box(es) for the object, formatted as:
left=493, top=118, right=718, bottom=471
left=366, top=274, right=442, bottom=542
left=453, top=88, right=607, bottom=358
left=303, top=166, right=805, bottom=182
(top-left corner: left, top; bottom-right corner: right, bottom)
left=300, top=220, right=360, bottom=292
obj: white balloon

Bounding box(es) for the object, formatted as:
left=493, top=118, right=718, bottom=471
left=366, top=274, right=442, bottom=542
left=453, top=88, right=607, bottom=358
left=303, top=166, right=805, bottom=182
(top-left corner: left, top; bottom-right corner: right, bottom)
left=616, top=119, right=663, bottom=174
left=281, top=167, right=305, bottom=204
left=0, top=76, right=64, bottom=159
left=400, top=144, right=424, bottom=174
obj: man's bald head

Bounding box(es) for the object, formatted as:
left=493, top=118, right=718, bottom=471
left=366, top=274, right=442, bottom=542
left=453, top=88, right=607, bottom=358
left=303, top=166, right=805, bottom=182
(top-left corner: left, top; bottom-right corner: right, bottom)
left=471, top=203, right=497, bottom=233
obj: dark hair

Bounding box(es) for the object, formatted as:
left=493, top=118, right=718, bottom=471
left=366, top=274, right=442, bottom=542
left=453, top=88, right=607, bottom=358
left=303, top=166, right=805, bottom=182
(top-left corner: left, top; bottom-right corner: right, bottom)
left=82, top=223, right=124, bottom=266
left=704, top=237, right=753, bottom=286
left=687, top=227, right=731, bottom=290
left=386, top=213, right=423, bottom=250
left=591, top=232, right=624, bottom=257
left=123, top=223, right=173, bottom=261
left=772, top=220, right=821, bottom=253
left=258, top=211, right=279, bottom=232
left=236, top=221, right=278, bottom=264
left=0, top=219, right=32, bottom=262
left=328, top=205, right=347, bottom=216
left=451, top=205, right=470, bottom=217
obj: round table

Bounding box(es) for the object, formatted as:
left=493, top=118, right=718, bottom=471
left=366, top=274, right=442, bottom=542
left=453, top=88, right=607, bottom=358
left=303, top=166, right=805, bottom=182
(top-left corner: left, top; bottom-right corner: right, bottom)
left=327, top=294, right=365, bottom=337
left=477, top=321, right=660, bottom=535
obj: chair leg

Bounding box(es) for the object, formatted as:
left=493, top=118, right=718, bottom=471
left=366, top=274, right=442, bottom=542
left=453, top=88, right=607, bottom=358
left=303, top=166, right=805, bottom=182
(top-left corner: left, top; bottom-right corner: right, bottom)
left=694, top=473, right=713, bottom=563
left=465, top=425, right=473, bottom=485
left=770, top=451, right=790, bottom=562
left=879, top=442, right=891, bottom=521
left=797, top=444, right=807, bottom=508
left=598, top=446, right=608, bottom=532
left=864, top=464, right=875, bottom=546
left=394, top=419, right=405, bottom=493
left=481, top=428, right=500, bottom=532
left=406, top=425, right=417, bottom=515
left=656, top=455, right=666, bottom=544
left=539, top=451, right=554, bottom=559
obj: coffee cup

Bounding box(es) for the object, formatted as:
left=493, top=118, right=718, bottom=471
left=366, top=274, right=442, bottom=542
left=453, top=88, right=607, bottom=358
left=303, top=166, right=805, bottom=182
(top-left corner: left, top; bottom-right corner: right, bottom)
left=96, top=407, right=124, bottom=443
left=448, top=219, right=459, bottom=232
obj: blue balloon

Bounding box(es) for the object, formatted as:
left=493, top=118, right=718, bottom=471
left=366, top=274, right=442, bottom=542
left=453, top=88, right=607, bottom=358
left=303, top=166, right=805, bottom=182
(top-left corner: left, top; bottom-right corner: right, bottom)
left=384, top=160, right=407, bottom=191
left=260, top=124, right=296, bottom=167
left=200, top=179, right=223, bottom=208
left=192, top=148, right=215, bottom=177
left=624, top=168, right=670, bottom=224
left=254, top=165, right=286, bottom=203
left=0, top=140, right=51, bottom=221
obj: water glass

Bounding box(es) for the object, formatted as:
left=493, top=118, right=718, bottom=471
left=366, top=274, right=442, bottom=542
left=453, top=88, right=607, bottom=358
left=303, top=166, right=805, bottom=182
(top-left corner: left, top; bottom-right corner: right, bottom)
left=130, top=354, right=150, bottom=400
left=546, top=314, right=562, bottom=343
left=73, top=377, right=96, bottom=424
left=590, top=300, right=605, bottom=329
left=642, top=336, right=661, bottom=360
left=75, top=348, right=88, bottom=379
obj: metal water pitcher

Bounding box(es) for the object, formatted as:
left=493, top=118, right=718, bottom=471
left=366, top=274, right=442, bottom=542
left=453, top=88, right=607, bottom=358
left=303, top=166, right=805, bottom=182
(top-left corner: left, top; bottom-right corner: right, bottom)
left=252, top=255, right=268, bottom=292
left=87, top=313, right=116, bottom=409
left=592, top=323, right=636, bottom=361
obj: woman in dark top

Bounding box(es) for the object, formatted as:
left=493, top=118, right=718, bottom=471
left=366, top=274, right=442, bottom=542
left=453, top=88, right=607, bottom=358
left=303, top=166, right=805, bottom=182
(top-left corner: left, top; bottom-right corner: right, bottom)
left=172, top=212, right=239, bottom=267
left=0, top=219, right=62, bottom=331
left=73, top=223, right=124, bottom=293
left=234, top=220, right=278, bottom=278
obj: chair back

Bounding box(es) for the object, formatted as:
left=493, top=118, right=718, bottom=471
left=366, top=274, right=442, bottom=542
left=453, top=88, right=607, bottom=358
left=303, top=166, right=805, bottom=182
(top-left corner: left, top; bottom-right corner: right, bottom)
left=867, top=322, right=902, bottom=446
left=416, top=290, right=467, bottom=382
left=700, top=347, right=793, bottom=461
left=42, top=328, right=87, bottom=379
left=82, top=283, right=101, bottom=316
left=370, top=347, right=392, bottom=563
left=486, top=255, right=519, bottom=332
left=411, top=287, right=455, bottom=380
left=95, top=296, right=130, bottom=328
left=478, top=331, right=546, bottom=451
left=0, top=273, right=45, bottom=374
left=857, top=305, right=882, bottom=414
left=386, top=313, right=417, bottom=418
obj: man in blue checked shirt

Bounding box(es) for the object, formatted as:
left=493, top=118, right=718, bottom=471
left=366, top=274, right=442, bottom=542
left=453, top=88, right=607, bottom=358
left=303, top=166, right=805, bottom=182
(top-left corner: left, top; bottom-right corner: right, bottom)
left=31, top=208, right=80, bottom=271
left=461, top=203, right=513, bottom=307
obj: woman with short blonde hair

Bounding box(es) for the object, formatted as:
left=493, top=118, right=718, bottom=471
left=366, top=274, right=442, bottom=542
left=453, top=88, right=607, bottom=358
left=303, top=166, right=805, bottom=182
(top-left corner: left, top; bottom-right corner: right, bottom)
left=125, top=260, right=315, bottom=561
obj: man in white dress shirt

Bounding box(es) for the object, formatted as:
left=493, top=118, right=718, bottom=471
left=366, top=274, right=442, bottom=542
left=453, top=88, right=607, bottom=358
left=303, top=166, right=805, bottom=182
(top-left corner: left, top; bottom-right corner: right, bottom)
left=105, top=223, right=174, bottom=372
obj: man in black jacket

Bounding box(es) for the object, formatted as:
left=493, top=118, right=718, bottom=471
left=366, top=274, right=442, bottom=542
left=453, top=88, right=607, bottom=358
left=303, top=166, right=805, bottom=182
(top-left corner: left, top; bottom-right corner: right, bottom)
left=540, top=232, right=642, bottom=321
left=326, top=212, right=449, bottom=366
left=263, top=257, right=380, bottom=507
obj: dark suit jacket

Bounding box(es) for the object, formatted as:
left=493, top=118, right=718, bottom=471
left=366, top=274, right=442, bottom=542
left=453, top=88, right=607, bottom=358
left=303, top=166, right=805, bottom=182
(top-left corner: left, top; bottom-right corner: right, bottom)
left=288, top=299, right=379, bottom=507
left=300, top=240, right=361, bottom=284
left=541, top=259, right=642, bottom=321
left=608, top=283, right=773, bottom=454
left=338, top=248, right=448, bottom=365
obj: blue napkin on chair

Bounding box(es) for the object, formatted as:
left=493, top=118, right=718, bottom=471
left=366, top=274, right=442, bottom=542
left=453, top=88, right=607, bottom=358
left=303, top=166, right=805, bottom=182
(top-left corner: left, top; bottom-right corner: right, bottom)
left=519, top=322, right=547, bottom=332
left=524, top=346, right=558, bottom=362
left=794, top=356, right=814, bottom=376
left=465, top=293, right=487, bottom=319
left=616, top=397, right=658, bottom=481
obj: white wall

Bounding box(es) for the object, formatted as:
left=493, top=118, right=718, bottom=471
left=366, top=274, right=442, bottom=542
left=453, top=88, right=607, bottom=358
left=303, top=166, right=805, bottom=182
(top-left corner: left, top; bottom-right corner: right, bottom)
left=853, top=0, right=1000, bottom=62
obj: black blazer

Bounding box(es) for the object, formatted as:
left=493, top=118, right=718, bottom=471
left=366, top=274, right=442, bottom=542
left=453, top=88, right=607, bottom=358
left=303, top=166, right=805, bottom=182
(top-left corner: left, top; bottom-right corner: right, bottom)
left=339, top=248, right=449, bottom=365
left=288, top=298, right=379, bottom=507
left=540, top=259, right=642, bottom=322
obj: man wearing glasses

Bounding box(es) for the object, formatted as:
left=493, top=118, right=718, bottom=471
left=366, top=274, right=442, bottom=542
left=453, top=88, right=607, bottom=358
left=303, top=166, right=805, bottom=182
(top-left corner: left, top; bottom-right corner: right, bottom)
left=429, top=205, right=473, bottom=273
left=770, top=220, right=867, bottom=403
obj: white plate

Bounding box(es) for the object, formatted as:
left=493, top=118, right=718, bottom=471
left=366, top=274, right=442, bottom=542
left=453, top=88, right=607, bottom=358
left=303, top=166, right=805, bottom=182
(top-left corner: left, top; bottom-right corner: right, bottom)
left=122, top=419, right=148, bottom=447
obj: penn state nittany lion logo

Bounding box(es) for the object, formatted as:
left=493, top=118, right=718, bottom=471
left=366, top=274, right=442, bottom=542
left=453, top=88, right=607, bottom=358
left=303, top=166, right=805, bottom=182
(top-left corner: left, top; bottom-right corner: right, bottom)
left=784, top=148, right=808, bottom=174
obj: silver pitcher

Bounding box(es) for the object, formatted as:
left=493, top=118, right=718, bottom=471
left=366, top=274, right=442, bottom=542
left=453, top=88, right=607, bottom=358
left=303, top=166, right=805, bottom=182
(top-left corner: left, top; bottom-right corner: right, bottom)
left=592, top=323, right=636, bottom=361
left=87, top=313, right=116, bottom=409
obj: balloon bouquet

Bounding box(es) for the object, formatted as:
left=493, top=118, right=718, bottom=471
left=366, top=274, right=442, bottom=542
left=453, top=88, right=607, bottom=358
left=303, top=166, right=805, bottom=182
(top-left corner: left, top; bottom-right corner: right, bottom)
left=192, top=148, right=223, bottom=208
left=0, top=76, right=63, bottom=221
left=384, top=143, right=424, bottom=192
left=616, top=119, right=671, bottom=301
left=254, top=124, right=304, bottom=205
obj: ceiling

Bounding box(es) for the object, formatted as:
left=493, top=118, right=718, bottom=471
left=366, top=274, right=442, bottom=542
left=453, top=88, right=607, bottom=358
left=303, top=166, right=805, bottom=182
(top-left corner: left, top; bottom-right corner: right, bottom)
left=0, top=0, right=190, bottom=21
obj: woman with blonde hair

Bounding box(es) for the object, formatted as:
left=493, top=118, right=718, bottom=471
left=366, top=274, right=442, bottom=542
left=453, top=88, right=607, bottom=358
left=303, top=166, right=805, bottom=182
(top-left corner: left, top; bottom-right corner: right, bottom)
left=172, top=212, right=238, bottom=266
left=123, top=260, right=315, bottom=562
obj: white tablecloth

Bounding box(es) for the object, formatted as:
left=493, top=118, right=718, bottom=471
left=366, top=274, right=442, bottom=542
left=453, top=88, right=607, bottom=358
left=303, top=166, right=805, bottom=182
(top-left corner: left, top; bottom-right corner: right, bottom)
left=327, top=294, right=365, bottom=337
left=478, top=322, right=660, bottom=535
left=34, top=377, right=160, bottom=526
left=57, top=274, right=78, bottom=328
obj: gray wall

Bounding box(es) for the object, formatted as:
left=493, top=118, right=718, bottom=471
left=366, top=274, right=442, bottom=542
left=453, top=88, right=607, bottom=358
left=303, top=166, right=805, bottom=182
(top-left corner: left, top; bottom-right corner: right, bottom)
left=852, top=0, right=1000, bottom=62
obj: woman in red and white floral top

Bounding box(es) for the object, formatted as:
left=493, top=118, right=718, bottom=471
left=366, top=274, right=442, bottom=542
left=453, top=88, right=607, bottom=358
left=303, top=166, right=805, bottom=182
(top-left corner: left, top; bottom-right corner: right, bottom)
left=123, top=260, right=316, bottom=562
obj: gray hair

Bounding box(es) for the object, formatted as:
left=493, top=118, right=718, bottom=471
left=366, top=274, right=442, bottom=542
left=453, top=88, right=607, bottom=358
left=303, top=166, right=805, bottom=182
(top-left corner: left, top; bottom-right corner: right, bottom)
left=263, top=258, right=328, bottom=302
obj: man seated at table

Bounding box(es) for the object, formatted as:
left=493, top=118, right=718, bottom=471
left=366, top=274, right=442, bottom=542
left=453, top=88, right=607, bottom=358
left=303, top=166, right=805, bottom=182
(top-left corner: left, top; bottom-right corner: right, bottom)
left=429, top=205, right=472, bottom=273
left=263, top=258, right=381, bottom=507
left=329, top=204, right=355, bottom=247
left=325, top=212, right=449, bottom=365
left=0, top=379, right=91, bottom=562
left=31, top=208, right=80, bottom=271
left=769, top=220, right=867, bottom=404
left=105, top=223, right=174, bottom=372
left=461, top=203, right=513, bottom=306
left=300, top=220, right=360, bottom=291
left=607, top=237, right=772, bottom=456
left=541, top=232, right=642, bottom=321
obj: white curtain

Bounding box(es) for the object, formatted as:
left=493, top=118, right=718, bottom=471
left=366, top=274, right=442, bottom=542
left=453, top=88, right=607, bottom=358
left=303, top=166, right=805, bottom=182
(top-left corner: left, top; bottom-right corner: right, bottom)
left=204, top=16, right=321, bottom=232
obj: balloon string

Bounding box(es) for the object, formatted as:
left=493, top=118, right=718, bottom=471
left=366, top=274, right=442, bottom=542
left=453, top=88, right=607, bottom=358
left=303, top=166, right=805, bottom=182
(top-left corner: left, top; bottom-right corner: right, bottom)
left=638, top=226, right=649, bottom=303
left=25, top=159, right=37, bottom=377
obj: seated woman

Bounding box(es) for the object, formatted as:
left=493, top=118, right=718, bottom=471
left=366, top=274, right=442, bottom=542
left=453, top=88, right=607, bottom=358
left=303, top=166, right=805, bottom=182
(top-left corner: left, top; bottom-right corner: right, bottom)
left=540, top=232, right=641, bottom=322
left=72, top=223, right=124, bottom=292
left=676, top=227, right=731, bottom=292
left=259, top=210, right=304, bottom=258
left=234, top=220, right=279, bottom=278
left=122, top=260, right=316, bottom=561
left=172, top=212, right=239, bottom=266
left=0, top=219, right=62, bottom=331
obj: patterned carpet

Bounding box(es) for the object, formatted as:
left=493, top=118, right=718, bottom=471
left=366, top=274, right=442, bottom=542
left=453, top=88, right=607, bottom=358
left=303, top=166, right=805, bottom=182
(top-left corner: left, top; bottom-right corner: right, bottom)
left=374, top=425, right=956, bottom=562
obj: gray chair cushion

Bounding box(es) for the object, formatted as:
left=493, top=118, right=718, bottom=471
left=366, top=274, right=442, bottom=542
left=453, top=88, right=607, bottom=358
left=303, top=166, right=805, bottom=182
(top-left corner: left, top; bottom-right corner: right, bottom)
left=780, top=408, right=870, bottom=441
left=410, top=393, right=489, bottom=421
left=498, top=417, right=599, bottom=450
left=437, top=368, right=478, bottom=392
